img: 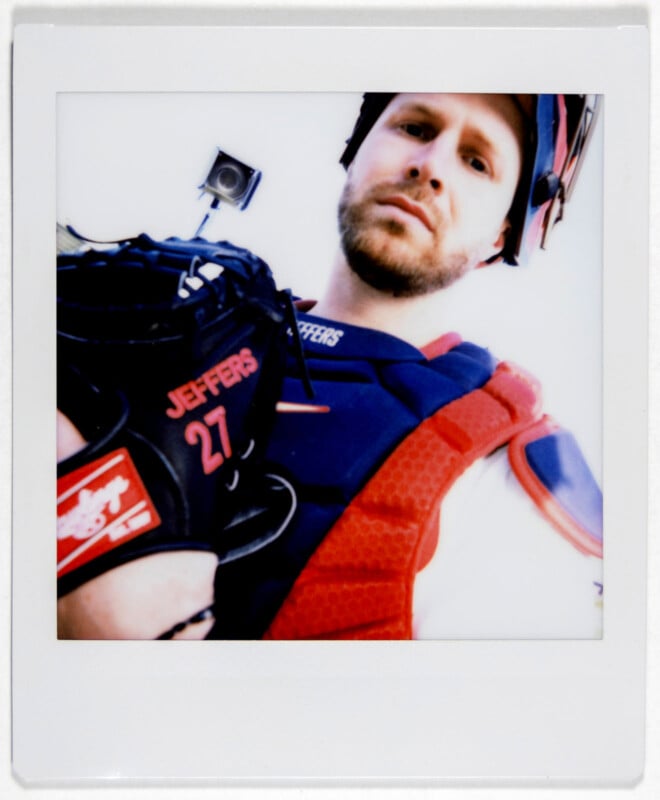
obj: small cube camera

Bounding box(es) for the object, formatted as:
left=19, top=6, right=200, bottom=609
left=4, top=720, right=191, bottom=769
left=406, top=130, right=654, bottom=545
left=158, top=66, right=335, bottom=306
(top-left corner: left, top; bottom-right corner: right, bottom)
left=200, top=150, right=261, bottom=210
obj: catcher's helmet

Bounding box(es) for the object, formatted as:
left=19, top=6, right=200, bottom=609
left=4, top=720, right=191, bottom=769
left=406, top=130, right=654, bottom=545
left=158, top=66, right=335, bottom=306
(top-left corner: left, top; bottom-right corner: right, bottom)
left=339, top=93, right=600, bottom=266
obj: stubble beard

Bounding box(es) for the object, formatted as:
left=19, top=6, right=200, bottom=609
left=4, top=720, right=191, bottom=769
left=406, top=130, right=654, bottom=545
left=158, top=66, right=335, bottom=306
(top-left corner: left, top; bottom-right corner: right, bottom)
left=337, top=180, right=473, bottom=298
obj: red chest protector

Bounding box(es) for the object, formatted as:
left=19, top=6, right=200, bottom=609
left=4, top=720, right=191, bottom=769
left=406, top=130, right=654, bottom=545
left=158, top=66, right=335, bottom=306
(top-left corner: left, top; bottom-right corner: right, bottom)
left=265, top=360, right=547, bottom=640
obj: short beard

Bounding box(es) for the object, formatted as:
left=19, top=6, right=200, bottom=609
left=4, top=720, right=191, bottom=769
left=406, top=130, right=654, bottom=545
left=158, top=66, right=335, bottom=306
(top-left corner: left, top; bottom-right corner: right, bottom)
left=338, top=182, right=472, bottom=298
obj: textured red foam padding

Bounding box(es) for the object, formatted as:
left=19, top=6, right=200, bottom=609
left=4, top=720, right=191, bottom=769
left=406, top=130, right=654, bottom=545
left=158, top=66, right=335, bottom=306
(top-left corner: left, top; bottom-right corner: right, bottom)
left=264, top=578, right=408, bottom=640
left=415, top=506, right=441, bottom=573
left=483, top=362, right=543, bottom=422
left=264, top=363, right=543, bottom=640
left=288, top=511, right=424, bottom=574
left=432, top=390, right=513, bottom=454
left=358, top=431, right=461, bottom=520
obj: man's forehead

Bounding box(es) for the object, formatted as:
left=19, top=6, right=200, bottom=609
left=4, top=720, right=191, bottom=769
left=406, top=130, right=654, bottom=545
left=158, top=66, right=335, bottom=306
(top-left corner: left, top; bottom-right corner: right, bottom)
left=384, top=93, right=524, bottom=121
left=380, top=93, right=528, bottom=152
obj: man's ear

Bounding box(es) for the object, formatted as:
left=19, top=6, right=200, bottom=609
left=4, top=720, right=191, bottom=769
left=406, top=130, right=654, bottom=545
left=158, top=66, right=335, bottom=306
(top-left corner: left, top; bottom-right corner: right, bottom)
left=476, top=221, right=510, bottom=268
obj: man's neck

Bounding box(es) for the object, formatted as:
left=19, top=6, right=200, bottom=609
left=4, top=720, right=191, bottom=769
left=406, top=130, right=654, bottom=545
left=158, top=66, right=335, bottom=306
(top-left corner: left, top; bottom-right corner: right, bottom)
left=310, top=253, right=456, bottom=348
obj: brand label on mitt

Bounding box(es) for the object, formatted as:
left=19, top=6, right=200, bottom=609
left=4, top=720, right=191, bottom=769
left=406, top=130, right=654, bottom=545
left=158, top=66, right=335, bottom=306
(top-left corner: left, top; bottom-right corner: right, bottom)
left=57, top=448, right=161, bottom=578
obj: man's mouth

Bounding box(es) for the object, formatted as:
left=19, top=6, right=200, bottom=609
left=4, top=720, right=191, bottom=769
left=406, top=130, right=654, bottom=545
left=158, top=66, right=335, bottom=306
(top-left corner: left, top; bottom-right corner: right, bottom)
left=376, top=195, right=434, bottom=232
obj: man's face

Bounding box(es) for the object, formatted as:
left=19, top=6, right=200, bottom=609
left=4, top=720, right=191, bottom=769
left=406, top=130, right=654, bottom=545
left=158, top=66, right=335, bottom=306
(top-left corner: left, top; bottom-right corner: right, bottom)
left=338, top=93, right=525, bottom=296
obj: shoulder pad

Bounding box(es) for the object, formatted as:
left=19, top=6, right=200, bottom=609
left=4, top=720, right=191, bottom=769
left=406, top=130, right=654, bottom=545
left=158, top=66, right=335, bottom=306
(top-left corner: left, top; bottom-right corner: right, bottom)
left=508, top=416, right=602, bottom=557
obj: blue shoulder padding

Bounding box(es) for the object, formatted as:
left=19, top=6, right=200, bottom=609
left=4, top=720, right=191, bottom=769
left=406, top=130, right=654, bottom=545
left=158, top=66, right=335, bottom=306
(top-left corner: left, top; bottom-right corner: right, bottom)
left=449, top=341, right=499, bottom=372
left=525, top=430, right=603, bottom=543
left=427, top=349, right=495, bottom=391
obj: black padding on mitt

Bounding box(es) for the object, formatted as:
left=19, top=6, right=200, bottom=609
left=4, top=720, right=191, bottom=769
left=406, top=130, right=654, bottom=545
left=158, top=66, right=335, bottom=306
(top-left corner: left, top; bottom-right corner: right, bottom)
left=57, top=233, right=296, bottom=595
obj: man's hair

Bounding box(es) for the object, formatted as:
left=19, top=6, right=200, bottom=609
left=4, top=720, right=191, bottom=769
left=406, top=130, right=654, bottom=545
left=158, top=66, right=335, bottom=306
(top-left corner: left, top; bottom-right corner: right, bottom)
left=339, top=93, right=397, bottom=171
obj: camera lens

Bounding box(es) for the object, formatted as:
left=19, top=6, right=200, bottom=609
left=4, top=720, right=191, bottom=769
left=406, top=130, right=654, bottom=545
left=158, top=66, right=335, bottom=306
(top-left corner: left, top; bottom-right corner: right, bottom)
left=202, top=150, right=261, bottom=210
left=213, top=164, right=247, bottom=198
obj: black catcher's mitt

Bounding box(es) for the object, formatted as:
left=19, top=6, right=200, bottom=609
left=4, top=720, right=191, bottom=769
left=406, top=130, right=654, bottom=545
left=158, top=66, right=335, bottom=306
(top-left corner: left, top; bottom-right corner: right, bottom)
left=57, top=232, right=298, bottom=598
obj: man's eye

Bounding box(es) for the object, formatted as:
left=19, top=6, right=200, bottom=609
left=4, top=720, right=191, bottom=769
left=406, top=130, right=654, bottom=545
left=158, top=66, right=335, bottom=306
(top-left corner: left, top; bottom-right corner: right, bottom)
left=465, top=155, right=489, bottom=174
left=400, top=122, right=433, bottom=140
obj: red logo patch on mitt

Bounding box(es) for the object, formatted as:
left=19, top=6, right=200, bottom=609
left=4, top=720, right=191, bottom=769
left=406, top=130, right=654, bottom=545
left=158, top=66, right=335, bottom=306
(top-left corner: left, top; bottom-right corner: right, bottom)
left=57, top=448, right=161, bottom=578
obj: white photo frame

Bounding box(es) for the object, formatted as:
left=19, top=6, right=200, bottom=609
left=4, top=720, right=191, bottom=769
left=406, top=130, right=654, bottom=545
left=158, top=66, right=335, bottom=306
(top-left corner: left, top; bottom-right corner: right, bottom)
left=11, top=22, right=648, bottom=785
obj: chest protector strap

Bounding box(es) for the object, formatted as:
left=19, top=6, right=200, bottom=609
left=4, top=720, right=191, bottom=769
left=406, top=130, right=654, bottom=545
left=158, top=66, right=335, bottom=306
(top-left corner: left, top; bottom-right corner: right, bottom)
left=264, top=361, right=543, bottom=640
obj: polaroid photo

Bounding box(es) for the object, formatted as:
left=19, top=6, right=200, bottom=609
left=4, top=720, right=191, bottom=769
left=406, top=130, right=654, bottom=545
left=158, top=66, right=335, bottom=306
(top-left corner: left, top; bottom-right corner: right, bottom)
left=12, top=22, right=648, bottom=786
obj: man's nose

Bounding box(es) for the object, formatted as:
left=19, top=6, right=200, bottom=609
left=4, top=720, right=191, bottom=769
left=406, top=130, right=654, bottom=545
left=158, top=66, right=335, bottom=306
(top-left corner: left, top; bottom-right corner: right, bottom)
left=406, top=134, right=453, bottom=192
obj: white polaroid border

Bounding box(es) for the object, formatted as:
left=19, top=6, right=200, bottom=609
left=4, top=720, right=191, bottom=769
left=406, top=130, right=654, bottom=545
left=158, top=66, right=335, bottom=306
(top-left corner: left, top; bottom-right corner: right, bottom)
left=12, top=23, right=648, bottom=786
